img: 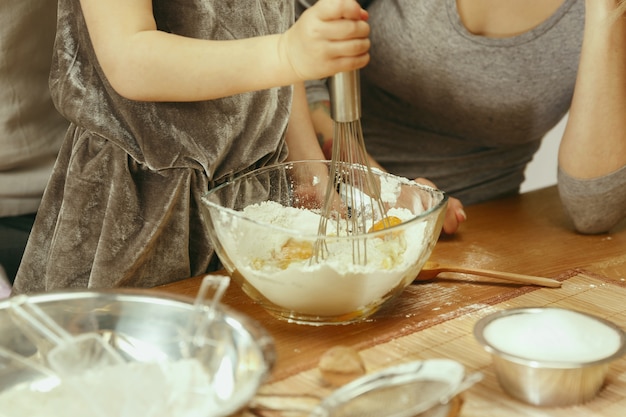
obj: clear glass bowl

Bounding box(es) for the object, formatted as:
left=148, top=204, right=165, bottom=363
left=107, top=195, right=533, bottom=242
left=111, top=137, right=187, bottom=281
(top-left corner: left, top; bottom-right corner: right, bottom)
left=200, top=160, right=448, bottom=325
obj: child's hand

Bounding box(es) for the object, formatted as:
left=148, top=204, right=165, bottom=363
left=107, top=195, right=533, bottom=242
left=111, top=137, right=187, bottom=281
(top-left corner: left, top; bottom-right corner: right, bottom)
left=281, top=0, right=370, bottom=81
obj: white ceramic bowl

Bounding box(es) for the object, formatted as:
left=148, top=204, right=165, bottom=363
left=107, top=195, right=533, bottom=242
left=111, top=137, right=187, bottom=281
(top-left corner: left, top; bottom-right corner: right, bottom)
left=200, top=160, right=447, bottom=325
left=474, top=307, right=626, bottom=406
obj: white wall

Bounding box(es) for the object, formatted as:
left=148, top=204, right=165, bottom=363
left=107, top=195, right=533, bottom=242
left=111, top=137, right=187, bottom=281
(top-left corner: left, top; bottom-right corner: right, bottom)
left=520, top=114, right=567, bottom=193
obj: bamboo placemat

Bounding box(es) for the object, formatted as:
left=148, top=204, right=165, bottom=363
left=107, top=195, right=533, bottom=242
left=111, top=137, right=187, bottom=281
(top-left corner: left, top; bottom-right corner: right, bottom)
left=242, top=272, right=626, bottom=416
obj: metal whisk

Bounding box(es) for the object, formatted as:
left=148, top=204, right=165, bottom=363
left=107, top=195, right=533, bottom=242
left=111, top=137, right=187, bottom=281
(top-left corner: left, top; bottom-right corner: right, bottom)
left=314, top=70, right=389, bottom=265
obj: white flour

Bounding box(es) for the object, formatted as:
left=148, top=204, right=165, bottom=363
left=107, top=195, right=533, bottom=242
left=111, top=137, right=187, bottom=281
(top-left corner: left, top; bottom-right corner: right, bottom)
left=220, top=201, right=430, bottom=317
left=0, top=359, right=239, bottom=417
left=483, top=309, right=622, bottom=363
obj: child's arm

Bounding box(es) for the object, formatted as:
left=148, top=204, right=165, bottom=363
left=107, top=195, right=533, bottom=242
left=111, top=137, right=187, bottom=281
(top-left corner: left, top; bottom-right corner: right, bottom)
left=284, top=82, right=327, bottom=162
left=80, top=0, right=369, bottom=102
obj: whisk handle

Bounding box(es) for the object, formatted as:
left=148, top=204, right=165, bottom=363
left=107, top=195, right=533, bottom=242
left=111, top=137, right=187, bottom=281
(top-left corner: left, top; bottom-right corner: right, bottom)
left=329, top=70, right=361, bottom=122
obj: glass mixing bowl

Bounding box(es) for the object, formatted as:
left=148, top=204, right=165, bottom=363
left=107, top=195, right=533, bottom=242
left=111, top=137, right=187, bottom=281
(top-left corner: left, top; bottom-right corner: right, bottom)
left=200, top=160, right=448, bottom=325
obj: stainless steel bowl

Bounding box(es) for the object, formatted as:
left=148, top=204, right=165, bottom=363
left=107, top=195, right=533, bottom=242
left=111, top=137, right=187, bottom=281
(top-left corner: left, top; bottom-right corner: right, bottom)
left=0, top=289, right=275, bottom=416
left=474, top=307, right=626, bottom=407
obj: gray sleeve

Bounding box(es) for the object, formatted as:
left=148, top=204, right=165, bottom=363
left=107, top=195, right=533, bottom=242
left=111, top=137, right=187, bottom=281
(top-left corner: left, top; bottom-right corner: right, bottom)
left=557, top=165, right=626, bottom=234
left=305, top=79, right=330, bottom=104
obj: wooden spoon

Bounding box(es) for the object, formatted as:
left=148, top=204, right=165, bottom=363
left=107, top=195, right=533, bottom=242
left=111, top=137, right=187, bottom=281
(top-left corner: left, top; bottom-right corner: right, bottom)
left=416, top=261, right=561, bottom=288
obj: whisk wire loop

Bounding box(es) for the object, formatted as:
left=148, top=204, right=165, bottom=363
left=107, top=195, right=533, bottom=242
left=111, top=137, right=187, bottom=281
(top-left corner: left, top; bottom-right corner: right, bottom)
left=314, top=71, right=389, bottom=265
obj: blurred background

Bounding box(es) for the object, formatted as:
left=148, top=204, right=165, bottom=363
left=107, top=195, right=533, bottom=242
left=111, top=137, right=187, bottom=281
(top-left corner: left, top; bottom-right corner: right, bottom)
left=521, top=114, right=566, bottom=193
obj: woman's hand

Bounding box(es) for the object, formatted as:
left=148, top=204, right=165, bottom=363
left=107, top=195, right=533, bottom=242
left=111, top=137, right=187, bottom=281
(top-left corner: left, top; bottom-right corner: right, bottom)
left=413, top=178, right=466, bottom=235
left=281, top=0, right=370, bottom=81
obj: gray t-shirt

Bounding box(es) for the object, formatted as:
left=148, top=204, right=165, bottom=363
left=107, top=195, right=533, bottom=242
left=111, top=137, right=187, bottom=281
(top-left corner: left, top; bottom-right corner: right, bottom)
left=298, top=0, right=626, bottom=232
left=0, top=0, right=68, bottom=217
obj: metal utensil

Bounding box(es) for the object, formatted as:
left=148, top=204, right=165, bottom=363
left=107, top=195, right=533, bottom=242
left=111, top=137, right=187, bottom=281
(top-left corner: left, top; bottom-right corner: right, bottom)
left=415, top=261, right=562, bottom=288
left=309, top=359, right=482, bottom=417
left=8, top=294, right=125, bottom=376
left=474, top=307, right=626, bottom=406
left=6, top=296, right=125, bottom=417
left=0, top=346, right=102, bottom=416
left=0, top=290, right=274, bottom=417
left=184, top=274, right=243, bottom=411
left=0, top=345, right=59, bottom=390
left=188, top=274, right=230, bottom=347
left=315, top=70, right=390, bottom=265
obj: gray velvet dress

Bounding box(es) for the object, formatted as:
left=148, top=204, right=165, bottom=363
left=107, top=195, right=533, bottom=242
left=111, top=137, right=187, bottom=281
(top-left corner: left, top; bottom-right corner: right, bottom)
left=13, top=1, right=294, bottom=293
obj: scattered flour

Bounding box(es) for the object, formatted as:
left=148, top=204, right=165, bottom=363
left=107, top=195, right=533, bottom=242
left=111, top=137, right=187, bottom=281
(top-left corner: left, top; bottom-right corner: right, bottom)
left=215, top=201, right=432, bottom=317
left=483, top=309, right=623, bottom=363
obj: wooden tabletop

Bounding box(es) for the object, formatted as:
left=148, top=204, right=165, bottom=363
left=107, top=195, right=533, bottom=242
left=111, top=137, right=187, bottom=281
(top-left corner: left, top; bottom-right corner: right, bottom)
left=155, top=185, right=626, bottom=385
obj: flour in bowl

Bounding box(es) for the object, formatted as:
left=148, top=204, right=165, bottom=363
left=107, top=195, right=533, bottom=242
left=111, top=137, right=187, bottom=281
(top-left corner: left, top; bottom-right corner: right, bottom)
left=0, top=359, right=237, bottom=417
left=222, top=201, right=430, bottom=317
left=483, top=309, right=623, bottom=363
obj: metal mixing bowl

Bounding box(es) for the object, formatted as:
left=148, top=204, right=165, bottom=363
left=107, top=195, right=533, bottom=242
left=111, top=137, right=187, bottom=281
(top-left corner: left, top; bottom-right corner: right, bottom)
left=0, top=289, right=275, bottom=416
left=474, top=307, right=626, bottom=407
left=200, top=160, right=448, bottom=325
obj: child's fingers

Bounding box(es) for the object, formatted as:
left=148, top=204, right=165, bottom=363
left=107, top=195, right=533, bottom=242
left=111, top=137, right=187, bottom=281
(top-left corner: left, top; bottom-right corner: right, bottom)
left=281, top=0, right=370, bottom=80
left=314, top=0, right=368, bottom=22
left=328, top=53, right=370, bottom=73
left=323, top=38, right=370, bottom=60
left=324, top=19, right=370, bottom=42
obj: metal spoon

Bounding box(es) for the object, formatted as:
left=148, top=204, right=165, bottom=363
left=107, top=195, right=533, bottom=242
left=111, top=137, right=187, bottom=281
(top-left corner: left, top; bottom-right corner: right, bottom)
left=188, top=274, right=230, bottom=347
left=185, top=274, right=239, bottom=409
left=8, top=294, right=125, bottom=376
left=7, top=296, right=124, bottom=417
left=416, top=261, right=561, bottom=288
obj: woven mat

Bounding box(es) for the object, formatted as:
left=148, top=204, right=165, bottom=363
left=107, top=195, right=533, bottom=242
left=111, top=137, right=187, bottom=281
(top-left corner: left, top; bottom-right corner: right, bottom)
left=241, top=272, right=626, bottom=416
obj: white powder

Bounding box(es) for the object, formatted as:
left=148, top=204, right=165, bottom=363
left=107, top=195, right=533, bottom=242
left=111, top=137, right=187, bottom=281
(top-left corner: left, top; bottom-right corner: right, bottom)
left=0, top=359, right=244, bottom=417
left=379, top=174, right=401, bottom=205
left=483, top=309, right=622, bottom=363
left=222, top=201, right=430, bottom=317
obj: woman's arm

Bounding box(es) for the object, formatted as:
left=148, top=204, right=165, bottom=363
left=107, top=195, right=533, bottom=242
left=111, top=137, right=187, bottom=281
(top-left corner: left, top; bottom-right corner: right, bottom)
left=559, top=0, right=626, bottom=178
left=557, top=0, right=626, bottom=233
left=79, top=0, right=369, bottom=102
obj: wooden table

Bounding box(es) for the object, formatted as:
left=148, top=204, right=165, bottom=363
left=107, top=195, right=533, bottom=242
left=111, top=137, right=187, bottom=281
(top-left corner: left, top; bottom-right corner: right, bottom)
left=156, top=186, right=626, bottom=416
